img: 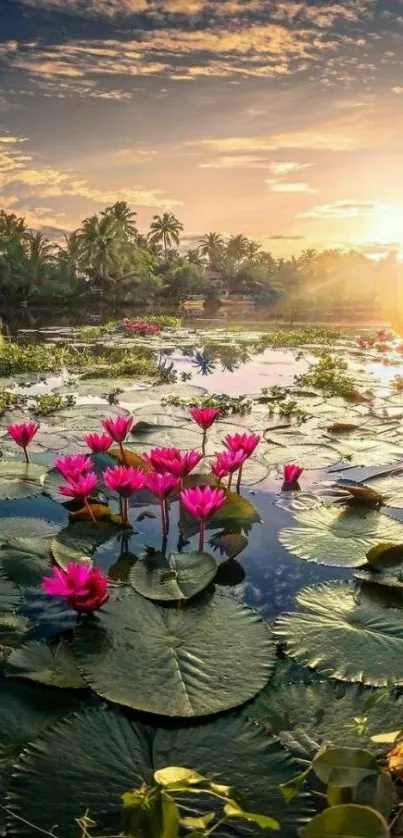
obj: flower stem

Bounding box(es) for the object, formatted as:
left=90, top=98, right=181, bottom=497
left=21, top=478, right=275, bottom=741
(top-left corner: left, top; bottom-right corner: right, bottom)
left=23, top=446, right=29, bottom=464
left=236, top=464, right=243, bottom=493
left=164, top=498, right=170, bottom=534
left=84, top=497, right=97, bottom=524
left=160, top=500, right=167, bottom=537
left=228, top=473, right=233, bottom=491
left=122, top=497, right=129, bottom=527
left=118, top=495, right=124, bottom=523
left=199, top=520, right=205, bottom=552
left=202, top=428, right=207, bottom=457
left=119, top=441, right=127, bottom=464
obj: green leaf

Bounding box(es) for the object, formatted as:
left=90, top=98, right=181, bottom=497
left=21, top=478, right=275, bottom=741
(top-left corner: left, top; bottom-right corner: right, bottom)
left=51, top=521, right=121, bottom=569
left=7, top=708, right=313, bottom=838
left=154, top=768, right=207, bottom=788
left=0, top=461, right=45, bottom=500
left=181, top=491, right=261, bottom=538
left=161, top=791, right=180, bottom=838
left=300, top=804, right=390, bottom=837
left=0, top=537, right=52, bottom=587
left=353, top=771, right=396, bottom=818
left=264, top=443, right=340, bottom=470
left=336, top=438, right=403, bottom=467
left=246, top=679, right=403, bottom=755
left=223, top=801, right=279, bottom=831
left=0, top=518, right=60, bottom=541
left=130, top=551, right=217, bottom=601
left=279, top=507, right=403, bottom=567
left=371, top=730, right=402, bottom=744
left=366, top=543, right=403, bottom=569
left=72, top=590, right=275, bottom=716
left=275, top=581, right=403, bottom=686
left=181, top=813, right=215, bottom=829
left=6, top=639, right=86, bottom=689
left=0, top=574, right=22, bottom=614
left=312, top=746, right=379, bottom=788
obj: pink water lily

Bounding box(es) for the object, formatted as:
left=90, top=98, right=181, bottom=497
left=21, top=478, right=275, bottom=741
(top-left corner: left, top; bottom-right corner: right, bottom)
left=54, top=454, right=92, bottom=482
left=83, top=432, right=113, bottom=453
left=211, top=449, right=246, bottom=490
left=42, top=563, right=109, bottom=613
left=7, top=421, right=39, bottom=463
left=59, top=472, right=98, bottom=522
left=223, top=433, right=260, bottom=457
left=103, top=464, right=146, bottom=525
left=282, top=464, right=304, bottom=490
left=180, top=485, right=226, bottom=550
left=190, top=407, right=221, bottom=456
left=143, top=447, right=178, bottom=474
left=145, top=472, right=180, bottom=537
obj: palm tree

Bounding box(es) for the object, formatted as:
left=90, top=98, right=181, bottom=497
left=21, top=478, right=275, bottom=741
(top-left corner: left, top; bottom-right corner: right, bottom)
left=25, top=232, right=55, bottom=262
left=101, top=201, right=137, bottom=241
left=78, top=214, right=121, bottom=290
left=148, top=212, right=183, bottom=259
left=198, top=232, right=224, bottom=265
left=185, top=248, right=204, bottom=268
left=244, top=240, right=261, bottom=261
left=226, top=234, right=249, bottom=263
left=0, top=210, right=28, bottom=244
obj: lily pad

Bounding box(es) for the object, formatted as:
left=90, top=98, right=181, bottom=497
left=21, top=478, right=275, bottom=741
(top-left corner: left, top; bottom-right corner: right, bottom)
left=279, top=506, right=403, bottom=567
left=336, top=438, right=403, bottom=467
left=264, top=443, right=340, bottom=470
left=364, top=473, right=403, bottom=509
left=130, top=551, right=218, bottom=601
left=275, top=581, right=403, bottom=686
left=180, top=491, right=261, bottom=538
left=6, top=707, right=312, bottom=838
left=0, top=574, right=22, bottom=614
left=6, top=639, right=86, bottom=689
left=0, top=461, right=45, bottom=501
left=301, top=804, right=390, bottom=838
left=0, top=518, right=61, bottom=541
left=0, top=538, right=52, bottom=587
left=42, top=404, right=130, bottom=432
left=246, top=679, right=403, bottom=755
left=51, top=521, right=122, bottom=569
left=72, top=590, right=274, bottom=716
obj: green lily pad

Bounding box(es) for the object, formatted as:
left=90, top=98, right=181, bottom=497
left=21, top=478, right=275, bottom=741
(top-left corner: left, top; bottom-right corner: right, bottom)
left=336, top=439, right=403, bottom=467
left=0, top=679, right=80, bottom=835
left=180, top=490, right=261, bottom=539
left=0, top=518, right=61, bottom=541
left=279, top=507, right=403, bottom=567
left=264, top=443, right=340, bottom=470
left=72, top=590, right=274, bottom=716
left=301, top=804, right=390, bottom=837
left=0, top=461, right=45, bottom=501
left=42, top=404, right=130, bottom=432
left=246, top=679, right=403, bottom=755
left=364, top=473, right=403, bottom=508
left=6, top=639, right=86, bottom=689
left=6, top=707, right=313, bottom=838
left=130, top=424, right=202, bottom=452
left=51, top=521, right=122, bottom=569
left=130, top=551, right=218, bottom=601
left=275, top=581, right=403, bottom=686
left=0, top=574, right=22, bottom=614
left=0, top=538, right=52, bottom=587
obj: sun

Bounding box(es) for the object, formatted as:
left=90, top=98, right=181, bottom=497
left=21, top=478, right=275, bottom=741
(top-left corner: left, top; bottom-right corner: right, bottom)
left=366, top=205, right=403, bottom=245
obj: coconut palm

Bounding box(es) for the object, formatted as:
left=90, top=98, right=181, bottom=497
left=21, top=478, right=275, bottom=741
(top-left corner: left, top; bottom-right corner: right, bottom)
left=198, top=232, right=224, bottom=265
left=244, top=240, right=261, bottom=261
left=77, top=214, right=121, bottom=289
left=101, top=201, right=137, bottom=241
left=148, top=213, right=183, bottom=259
left=185, top=248, right=204, bottom=267
left=226, top=234, right=249, bottom=263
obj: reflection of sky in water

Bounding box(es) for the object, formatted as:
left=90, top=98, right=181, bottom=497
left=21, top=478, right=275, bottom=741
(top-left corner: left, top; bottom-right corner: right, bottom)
left=162, top=348, right=310, bottom=396
left=3, top=485, right=349, bottom=623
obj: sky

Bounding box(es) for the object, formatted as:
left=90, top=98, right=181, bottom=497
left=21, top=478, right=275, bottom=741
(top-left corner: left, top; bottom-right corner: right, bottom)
left=0, top=0, right=403, bottom=257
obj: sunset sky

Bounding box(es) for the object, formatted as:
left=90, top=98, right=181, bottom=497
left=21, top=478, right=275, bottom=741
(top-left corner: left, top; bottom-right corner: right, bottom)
left=0, top=0, right=403, bottom=257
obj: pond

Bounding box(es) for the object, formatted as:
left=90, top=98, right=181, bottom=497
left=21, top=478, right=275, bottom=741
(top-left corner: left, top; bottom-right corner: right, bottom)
left=2, top=318, right=403, bottom=837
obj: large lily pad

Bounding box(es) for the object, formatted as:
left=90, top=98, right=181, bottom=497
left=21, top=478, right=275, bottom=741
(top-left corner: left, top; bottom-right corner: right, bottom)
left=51, top=521, right=122, bottom=569
left=279, top=507, right=403, bottom=567
left=246, top=679, right=403, bottom=755
left=6, top=707, right=313, bottom=838
left=336, top=438, right=403, bottom=467
left=41, top=404, right=129, bottom=432
left=180, top=491, right=261, bottom=539
left=275, top=581, right=403, bottom=686
left=0, top=538, right=52, bottom=587
left=301, top=805, right=390, bottom=838
left=72, top=590, right=274, bottom=716
left=0, top=574, right=22, bottom=614
left=0, top=518, right=61, bottom=541
left=6, top=639, right=86, bottom=689
left=264, top=443, right=340, bottom=470
left=130, top=551, right=218, bottom=601
left=0, top=461, right=45, bottom=501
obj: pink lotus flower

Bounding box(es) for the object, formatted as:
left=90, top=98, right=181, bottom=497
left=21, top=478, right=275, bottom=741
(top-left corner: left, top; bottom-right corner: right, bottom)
left=101, top=415, right=133, bottom=444
left=59, top=472, right=98, bottom=501
left=7, top=421, right=39, bottom=463
left=211, top=450, right=247, bottom=491
left=282, top=464, right=304, bottom=489
left=103, top=464, right=146, bottom=497
left=190, top=407, right=221, bottom=430
left=143, top=447, right=178, bottom=474
left=145, top=472, right=180, bottom=538
left=223, top=433, right=260, bottom=458
left=84, top=432, right=113, bottom=453
left=42, top=563, right=109, bottom=613
left=54, top=454, right=92, bottom=482
left=190, top=407, right=221, bottom=456
left=145, top=472, right=180, bottom=500
left=180, top=485, right=226, bottom=550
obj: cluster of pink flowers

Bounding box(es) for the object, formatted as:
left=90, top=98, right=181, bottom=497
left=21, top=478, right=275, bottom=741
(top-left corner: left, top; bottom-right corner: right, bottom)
left=122, top=318, right=161, bottom=335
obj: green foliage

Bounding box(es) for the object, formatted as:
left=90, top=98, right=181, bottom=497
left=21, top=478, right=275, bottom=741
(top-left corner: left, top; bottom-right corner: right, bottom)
left=162, top=392, right=253, bottom=415
left=33, top=393, right=76, bottom=416
left=295, top=353, right=358, bottom=397
left=0, top=390, right=26, bottom=415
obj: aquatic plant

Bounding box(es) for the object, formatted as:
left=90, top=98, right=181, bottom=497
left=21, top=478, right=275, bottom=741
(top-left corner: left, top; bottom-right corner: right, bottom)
left=42, top=563, right=109, bottom=613
left=83, top=432, right=113, bottom=452
left=190, top=406, right=221, bottom=455
left=33, top=393, right=76, bottom=416
left=146, top=472, right=180, bottom=536
left=181, top=485, right=226, bottom=550
left=59, top=472, right=98, bottom=522
left=103, top=464, right=146, bottom=525
left=101, top=414, right=133, bottom=461
left=54, top=454, right=92, bottom=481
left=282, top=464, right=304, bottom=490
left=122, top=318, right=162, bottom=335
left=7, top=420, right=39, bottom=462
left=295, top=353, right=359, bottom=398
left=211, top=449, right=246, bottom=490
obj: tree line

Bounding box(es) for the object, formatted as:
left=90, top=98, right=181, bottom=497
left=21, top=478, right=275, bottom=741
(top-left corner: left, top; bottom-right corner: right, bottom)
left=0, top=202, right=399, bottom=313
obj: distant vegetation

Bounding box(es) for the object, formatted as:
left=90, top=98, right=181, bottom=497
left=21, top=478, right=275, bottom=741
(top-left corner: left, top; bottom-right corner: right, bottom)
left=0, top=203, right=400, bottom=314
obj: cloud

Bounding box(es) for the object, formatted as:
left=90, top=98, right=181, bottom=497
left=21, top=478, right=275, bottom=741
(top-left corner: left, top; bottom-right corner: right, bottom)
left=392, top=86, right=403, bottom=94
left=264, top=234, right=306, bottom=240
left=268, top=161, right=314, bottom=175
left=199, top=155, right=270, bottom=169
left=266, top=180, right=317, bottom=193
left=299, top=200, right=385, bottom=218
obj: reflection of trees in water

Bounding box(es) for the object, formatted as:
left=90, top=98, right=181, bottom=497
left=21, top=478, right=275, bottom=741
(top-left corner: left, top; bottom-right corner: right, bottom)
left=177, top=342, right=257, bottom=376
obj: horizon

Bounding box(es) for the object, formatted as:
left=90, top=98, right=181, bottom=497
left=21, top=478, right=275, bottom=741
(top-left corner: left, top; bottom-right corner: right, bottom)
left=1, top=0, right=403, bottom=260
